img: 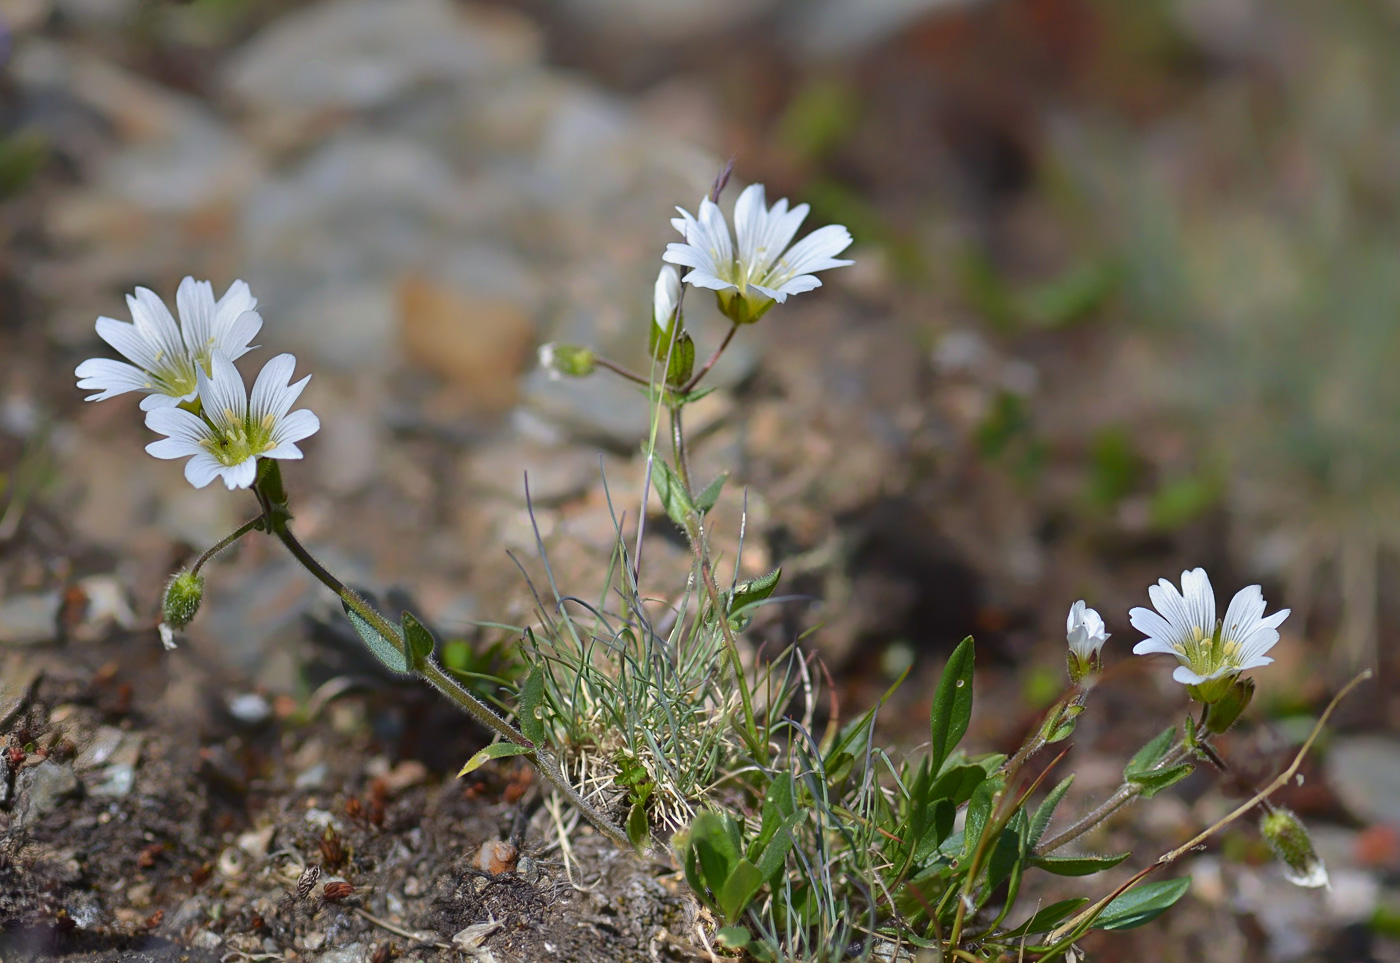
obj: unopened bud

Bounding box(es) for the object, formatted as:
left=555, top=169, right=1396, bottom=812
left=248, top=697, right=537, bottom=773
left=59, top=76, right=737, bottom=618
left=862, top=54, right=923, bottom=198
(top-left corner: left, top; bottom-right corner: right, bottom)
left=162, top=570, right=204, bottom=630
left=1261, top=807, right=1329, bottom=889
left=666, top=332, right=695, bottom=387
left=538, top=342, right=596, bottom=380
left=1204, top=677, right=1254, bottom=734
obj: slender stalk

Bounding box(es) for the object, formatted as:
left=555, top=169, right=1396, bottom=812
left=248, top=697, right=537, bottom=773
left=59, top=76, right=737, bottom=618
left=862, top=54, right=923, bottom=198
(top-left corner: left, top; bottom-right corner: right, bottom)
left=596, top=357, right=652, bottom=387
left=190, top=515, right=266, bottom=577
left=1035, top=742, right=1190, bottom=855
left=256, top=477, right=638, bottom=854
left=680, top=322, right=739, bottom=394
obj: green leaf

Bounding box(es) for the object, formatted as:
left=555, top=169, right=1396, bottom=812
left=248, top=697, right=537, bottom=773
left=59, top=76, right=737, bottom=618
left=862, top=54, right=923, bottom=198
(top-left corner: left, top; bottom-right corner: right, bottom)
left=627, top=799, right=651, bottom=853
left=1094, top=877, right=1191, bottom=931
left=987, top=810, right=1029, bottom=891
left=455, top=741, right=531, bottom=776
left=693, top=472, right=730, bottom=514
left=1125, top=726, right=1177, bottom=778
left=650, top=457, right=697, bottom=535
left=719, top=859, right=765, bottom=923
left=1032, top=851, right=1131, bottom=876
left=963, top=776, right=1002, bottom=859
left=1000, top=898, right=1090, bottom=938
left=755, top=811, right=803, bottom=882
left=690, top=811, right=741, bottom=895
left=399, top=610, right=436, bottom=670
left=715, top=926, right=751, bottom=951
left=929, top=764, right=986, bottom=807
left=1126, top=763, right=1194, bottom=798
left=342, top=601, right=409, bottom=674
left=517, top=663, right=546, bottom=745
left=731, top=567, right=782, bottom=615
left=930, top=637, right=975, bottom=771
left=1029, top=775, right=1074, bottom=849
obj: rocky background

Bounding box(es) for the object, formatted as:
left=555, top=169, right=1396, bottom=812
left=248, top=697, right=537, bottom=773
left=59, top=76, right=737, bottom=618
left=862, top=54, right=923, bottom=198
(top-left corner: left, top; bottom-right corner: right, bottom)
left=1, top=1, right=1399, bottom=961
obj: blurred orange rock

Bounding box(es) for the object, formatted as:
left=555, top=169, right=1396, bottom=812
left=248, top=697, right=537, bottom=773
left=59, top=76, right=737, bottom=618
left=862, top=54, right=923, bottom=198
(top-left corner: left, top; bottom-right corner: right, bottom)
left=397, top=274, right=536, bottom=413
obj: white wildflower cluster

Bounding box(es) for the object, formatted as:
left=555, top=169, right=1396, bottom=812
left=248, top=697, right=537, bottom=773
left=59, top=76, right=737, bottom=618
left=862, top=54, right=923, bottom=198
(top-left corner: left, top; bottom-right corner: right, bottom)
left=75, top=277, right=319, bottom=490
left=1068, top=567, right=1289, bottom=703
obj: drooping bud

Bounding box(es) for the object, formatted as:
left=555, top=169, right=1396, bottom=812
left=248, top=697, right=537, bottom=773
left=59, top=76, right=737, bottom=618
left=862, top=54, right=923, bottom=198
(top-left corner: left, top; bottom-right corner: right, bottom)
left=1260, top=807, right=1329, bottom=889
left=162, top=570, right=204, bottom=631
left=537, top=343, right=596, bottom=380
left=1204, top=677, right=1255, bottom=733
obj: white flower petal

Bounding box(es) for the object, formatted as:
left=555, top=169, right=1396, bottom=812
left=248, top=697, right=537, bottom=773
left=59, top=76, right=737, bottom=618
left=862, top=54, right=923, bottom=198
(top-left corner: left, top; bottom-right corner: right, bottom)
left=1128, top=606, right=1181, bottom=648
left=146, top=436, right=207, bottom=460
left=270, top=408, right=319, bottom=448
left=128, top=287, right=185, bottom=367
left=733, top=183, right=767, bottom=268
left=1132, top=637, right=1181, bottom=657
left=679, top=269, right=737, bottom=293
left=95, top=316, right=160, bottom=372
left=219, top=310, right=262, bottom=360
left=1222, top=584, right=1266, bottom=640
left=199, top=350, right=248, bottom=433
left=1181, top=568, right=1216, bottom=639
left=262, top=441, right=305, bottom=460
left=75, top=358, right=150, bottom=401
left=213, top=279, right=257, bottom=339
left=249, top=354, right=299, bottom=424
left=145, top=406, right=213, bottom=448
left=184, top=453, right=225, bottom=488
left=139, top=391, right=191, bottom=411
left=176, top=276, right=218, bottom=353
left=654, top=265, right=681, bottom=329
left=771, top=275, right=823, bottom=298
left=1172, top=664, right=1210, bottom=685
left=774, top=224, right=854, bottom=279
left=1147, top=578, right=1193, bottom=636
left=221, top=458, right=258, bottom=490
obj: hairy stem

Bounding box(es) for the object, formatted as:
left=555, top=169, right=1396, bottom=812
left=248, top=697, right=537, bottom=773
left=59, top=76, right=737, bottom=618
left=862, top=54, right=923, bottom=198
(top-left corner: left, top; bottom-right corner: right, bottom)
left=256, top=476, right=638, bottom=855
left=190, top=515, right=265, bottom=577
left=1035, top=742, right=1190, bottom=855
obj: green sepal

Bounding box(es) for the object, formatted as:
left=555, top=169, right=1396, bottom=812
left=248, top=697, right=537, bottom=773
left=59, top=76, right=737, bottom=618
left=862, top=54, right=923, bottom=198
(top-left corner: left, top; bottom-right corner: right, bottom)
left=399, top=610, right=436, bottom=671
left=1126, top=763, right=1194, bottom=798
left=342, top=601, right=409, bottom=675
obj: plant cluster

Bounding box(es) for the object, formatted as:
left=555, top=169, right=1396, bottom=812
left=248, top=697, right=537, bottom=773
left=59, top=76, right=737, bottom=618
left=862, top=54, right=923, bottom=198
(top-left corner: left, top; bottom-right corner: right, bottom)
left=76, top=166, right=1364, bottom=962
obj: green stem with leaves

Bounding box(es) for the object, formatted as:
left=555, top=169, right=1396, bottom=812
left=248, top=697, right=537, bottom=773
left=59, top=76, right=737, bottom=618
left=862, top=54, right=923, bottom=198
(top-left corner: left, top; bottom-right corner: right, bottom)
left=246, top=463, right=636, bottom=854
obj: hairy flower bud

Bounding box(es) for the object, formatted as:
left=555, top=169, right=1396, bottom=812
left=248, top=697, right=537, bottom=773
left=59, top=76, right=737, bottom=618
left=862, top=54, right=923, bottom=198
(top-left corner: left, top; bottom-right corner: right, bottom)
left=538, top=342, right=596, bottom=380
left=162, top=570, right=204, bottom=631
left=1260, top=807, right=1329, bottom=889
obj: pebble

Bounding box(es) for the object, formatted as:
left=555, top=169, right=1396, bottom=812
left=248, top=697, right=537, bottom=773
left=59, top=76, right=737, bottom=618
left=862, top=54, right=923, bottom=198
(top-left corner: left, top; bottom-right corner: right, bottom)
left=1325, top=735, right=1400, bottom=825
left=0, top=591, right=62, bottom=646
left=227, top=692, right=273, bottom=726
left=312, top=944, right=374, bottom=963
left=475, top=839, right=517, bottom=875
left=237, top=824, right=277, bottom=860
left=0, top=656, right=42, bottom=729
left=13, top=761, right=81, bottom=829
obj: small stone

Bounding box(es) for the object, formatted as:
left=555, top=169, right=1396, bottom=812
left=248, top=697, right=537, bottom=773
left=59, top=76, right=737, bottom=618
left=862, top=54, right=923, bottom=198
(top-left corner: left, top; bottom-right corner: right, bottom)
left=0, top=591, right=62, bottom=646
left=295, top=762, right=330, bottom=790
left=14, top=761, right=81, bottom=828
left=227, top=692, right=273, bottom=726
left=377, top=759, right=429, bottom=797
left=237, top=825, right=277, bottom=860
left=0, top=655, right=41, bottom=729
left=69, top=575, right=139, bottom=643
left=313, top=944, right=374, bottom=963
left=475, top=840, right=517, bottom=875
left=1326, top=736, right=1400, bottom=825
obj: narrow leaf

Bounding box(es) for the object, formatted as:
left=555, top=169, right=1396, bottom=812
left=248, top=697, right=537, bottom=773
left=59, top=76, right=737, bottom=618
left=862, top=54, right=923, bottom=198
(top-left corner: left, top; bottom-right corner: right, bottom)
left=731, top=567, right=782, bottom=614
left=1124, top=725, right=1177, bottom=778
left=1127, top=763, right=1194, bottom=798
left=930, top=636, right=975, bottom=771
left=517, top=663, right=547, bottom=745
left=1094, top=877, right=1191, bottom=931
left=651, top=457, right=697, bottom=535
left=929, top=764, right=986, bottom=807
left=694, top=471, right=730, bottom=514
left=342, top=601, right=409, bottom=674
left=1000, top=898, right=1090, bottom=938
left=1029, top=775, right=1075, bottom=849
left=455, top=741, right=531, bottom=777
left=1032, top=851, right=1131, bottom=876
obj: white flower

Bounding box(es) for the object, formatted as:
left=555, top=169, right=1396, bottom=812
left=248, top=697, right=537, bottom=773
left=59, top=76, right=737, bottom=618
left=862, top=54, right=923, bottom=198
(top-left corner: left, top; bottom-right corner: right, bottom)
left=1130, top=568, right=1289, bottom=691
left=75, top=277, right=262, bottom=411
left=663, top=183, right=853, bottom=323
left=654, top=264, right=682, bottom=334
left=144, top=351, right=319, bottom=490
left=1066, top=600, right=1109, bottom=662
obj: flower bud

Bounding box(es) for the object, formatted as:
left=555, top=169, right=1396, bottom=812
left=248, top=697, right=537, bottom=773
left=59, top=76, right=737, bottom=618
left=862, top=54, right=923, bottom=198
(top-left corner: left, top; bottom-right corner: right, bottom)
left=1260, top=807, right=1329, bottom=888
left=538, top=343, right=596, bottom=380
left=1204, top=677, right=1254, bottom=734
left=666, top=332, right=695, bottom=388
left=162, top=570, right=204, bottom=630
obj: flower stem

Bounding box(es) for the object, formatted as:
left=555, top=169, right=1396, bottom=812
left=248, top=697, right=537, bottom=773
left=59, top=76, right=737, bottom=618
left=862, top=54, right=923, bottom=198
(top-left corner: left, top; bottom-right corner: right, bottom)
left=190, top=515, right=266, bottom=577
left=1035, top=741, right=1191, bottom=855
left=253, top=472, right=638, bottom=855
left=681, top=322, right=738, bottom=394
left=595, top=357, right=652, bottom=387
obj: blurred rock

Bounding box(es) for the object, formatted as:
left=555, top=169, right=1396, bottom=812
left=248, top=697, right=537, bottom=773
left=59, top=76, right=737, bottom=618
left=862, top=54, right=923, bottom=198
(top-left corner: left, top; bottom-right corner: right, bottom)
left=0, top=590, right=61, bottom=645
left=14, top=760, right=80, bottom=828
left=784, top=0, right=983, bottom=59
left=556, top=0, right=777, bottom=43
left=0, top=0, right=54, bottom=34
left=1326, top=735, right=1400, bottom=825
left=54, top=0, right=135, bottom=29
left=397, top=273, right=536, bottom=411
left=462, top=439, right=617, bottom=507
left=0, top=656, right=41, bottom=728
left=223, top=0, right=539, bottom=130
